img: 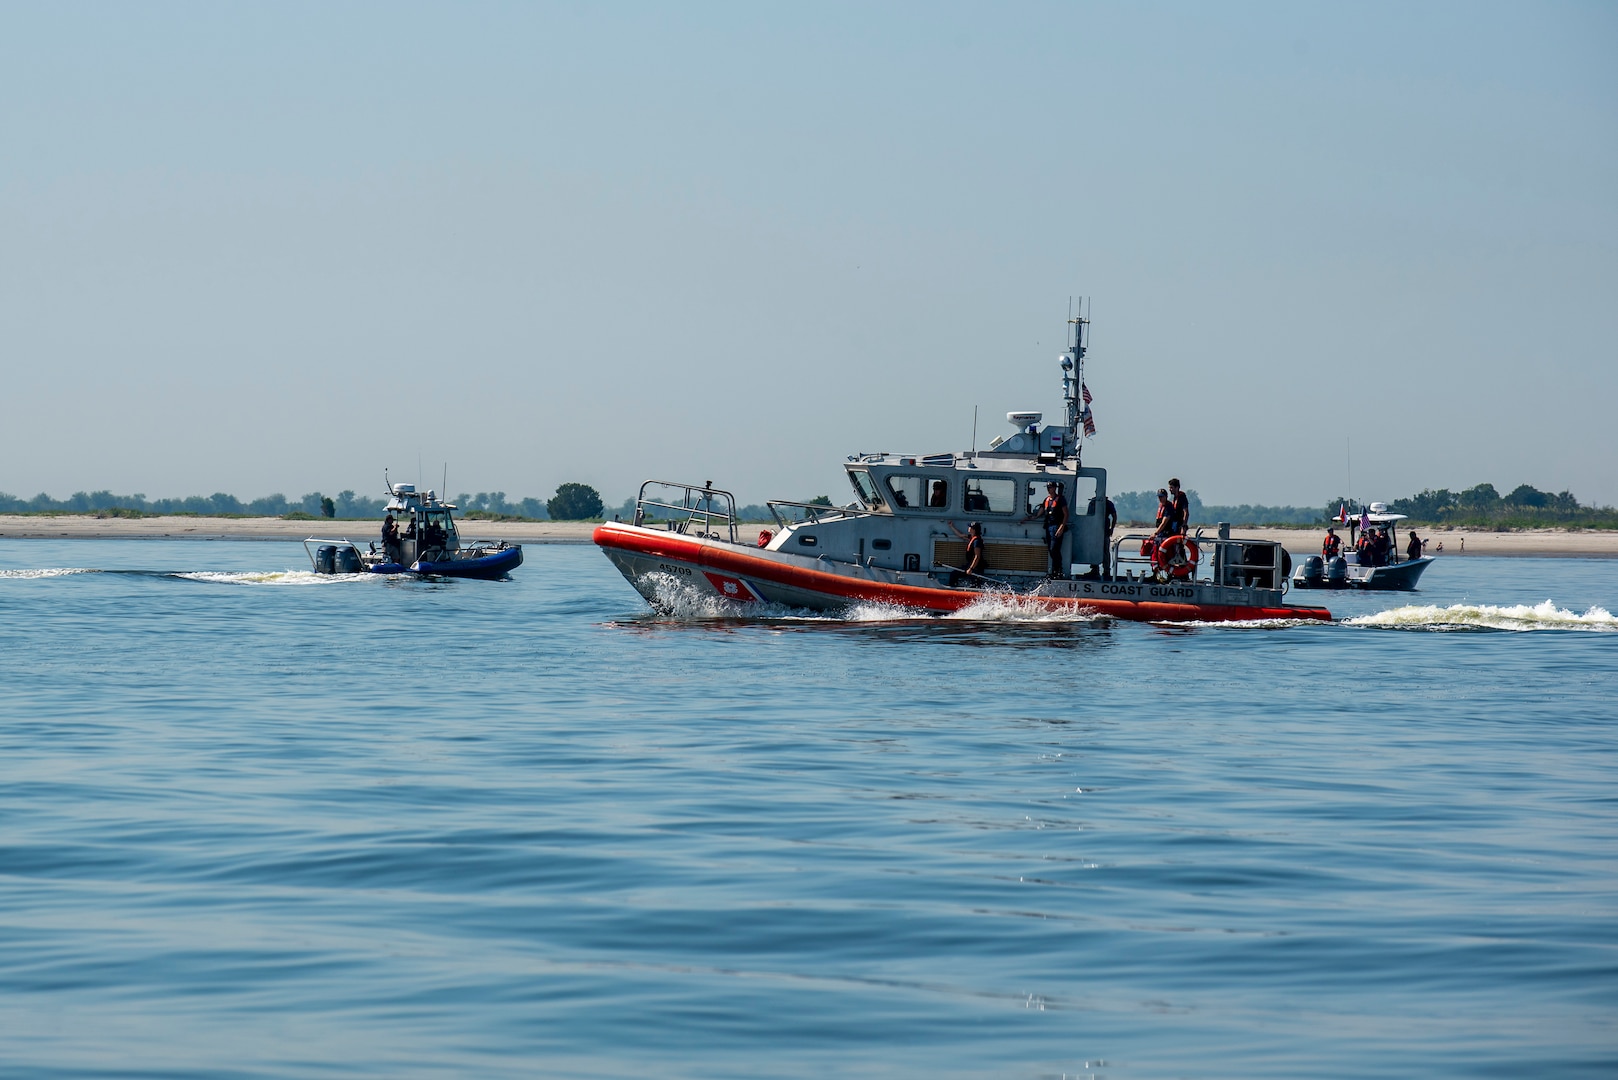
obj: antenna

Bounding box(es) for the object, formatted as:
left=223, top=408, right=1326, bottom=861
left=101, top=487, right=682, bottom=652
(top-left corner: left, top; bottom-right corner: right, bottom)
left=1061, top=297, right=1089, bottom=458
left=443, top=463, right=448, bottom=502
left=971, top=406, right=978, bottom=458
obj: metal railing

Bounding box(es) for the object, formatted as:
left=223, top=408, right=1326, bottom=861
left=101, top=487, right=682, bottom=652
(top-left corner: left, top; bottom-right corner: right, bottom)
left=765, top=499, right=873, bottom=530
left=1112, top=532, right=1289, bottom=590
left=634, top=480, right=739, bottom=544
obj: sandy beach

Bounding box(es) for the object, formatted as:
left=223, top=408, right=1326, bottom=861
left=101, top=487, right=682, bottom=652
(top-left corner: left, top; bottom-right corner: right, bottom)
left=1174, top=526, right=1618, bottom=558
left=2, top=515, right=1615, bottom=557
left=0, top=515, right=601, bottom=544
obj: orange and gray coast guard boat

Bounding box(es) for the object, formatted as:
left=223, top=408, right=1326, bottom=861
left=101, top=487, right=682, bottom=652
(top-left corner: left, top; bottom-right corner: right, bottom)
left=594, top=313, right=1332, bottom=624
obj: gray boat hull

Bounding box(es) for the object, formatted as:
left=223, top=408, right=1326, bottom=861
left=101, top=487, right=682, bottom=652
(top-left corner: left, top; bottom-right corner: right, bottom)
left=1294, top=555, right=1434, bottom=591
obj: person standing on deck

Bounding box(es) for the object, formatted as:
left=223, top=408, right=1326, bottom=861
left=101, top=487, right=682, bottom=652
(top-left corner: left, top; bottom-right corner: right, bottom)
left=1167, top=479, right=1190, bottom=536
left=381, top=513, right=401, bottom=565
left=1407, top=530, right=1423, bottom=563
left=1323, top=527, right=1342, bottom=559
left=1025, top=481, right=1070, bottom=578
left=946, top=521, right=986, bottom=586
left=1087, top=494, right=1118, bottom=578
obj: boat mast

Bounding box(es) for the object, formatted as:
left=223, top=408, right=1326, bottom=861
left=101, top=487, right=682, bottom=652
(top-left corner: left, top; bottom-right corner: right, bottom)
left=1062, top=299, right=1088, bottom=464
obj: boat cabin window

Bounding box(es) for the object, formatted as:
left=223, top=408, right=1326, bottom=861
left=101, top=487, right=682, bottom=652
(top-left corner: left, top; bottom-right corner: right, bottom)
left=423, top=510, right=457, bottom=547
left=1071, top=476, right=1098, bottom=514
left=1023, top=476, right=1099, bottom=516
left=847, top=470, right=886, bottom=511
left=962, top=477, right=1016, bottom=514
left=871, top=538, right=892, bottom=550
left=884, top=474, right=949, bottom=511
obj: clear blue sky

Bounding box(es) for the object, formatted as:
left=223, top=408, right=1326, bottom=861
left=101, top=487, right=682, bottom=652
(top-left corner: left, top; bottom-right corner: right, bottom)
left=3, top=2, right=1614, bottom=508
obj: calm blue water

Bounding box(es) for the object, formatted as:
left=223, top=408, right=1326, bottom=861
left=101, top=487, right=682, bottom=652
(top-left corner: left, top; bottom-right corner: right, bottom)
left=2, top=540, right=1614, bottom=1079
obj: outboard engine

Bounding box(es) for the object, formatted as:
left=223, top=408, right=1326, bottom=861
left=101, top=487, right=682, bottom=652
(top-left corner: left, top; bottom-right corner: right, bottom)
left=314, top=545, right=337, bottom=575
left=1241, top=544, right=1276, bottom=588
left=1325, top=555, right=1348, bottom=587
left=1299, top=555, right=1324, bottom=587
left=334, top=547, right=362, bottom=574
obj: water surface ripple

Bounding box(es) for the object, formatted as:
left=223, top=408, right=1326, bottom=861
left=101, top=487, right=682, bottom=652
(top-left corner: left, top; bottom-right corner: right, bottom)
left=2, top=541, right=1614, bottom=1078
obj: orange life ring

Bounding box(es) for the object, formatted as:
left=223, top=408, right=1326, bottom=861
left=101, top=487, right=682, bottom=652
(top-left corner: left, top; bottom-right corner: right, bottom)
left=757, top=529, right=773, bottom=548
left=1153, top=534, right=1200, bottom=579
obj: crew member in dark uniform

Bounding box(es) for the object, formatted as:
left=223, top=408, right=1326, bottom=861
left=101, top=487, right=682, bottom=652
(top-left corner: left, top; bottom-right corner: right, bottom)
left=1086, top=493, right=1118, bottom=578
left=947, top=521, right=986, bottom=586
left=1322, top=527, right=1342, bottom=559
left=1407, top=530, right=1423, bottom=563
left=1025, top=481, right=1070, bottom=578
left=381, top=513, right=401, bottom=565
left=1167, top=478, right=1190, bottom=536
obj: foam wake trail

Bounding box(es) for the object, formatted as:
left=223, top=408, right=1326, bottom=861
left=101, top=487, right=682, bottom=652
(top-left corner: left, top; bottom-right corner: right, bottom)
left=639, top=572, right=805, bottom=619
left=639, top=574, right=1103, bottom=624
left=1347, top=600, right=1616, bottom=632
left=1170, top=617, right=1329, bottom=630
left=945, top=592, right=1105, bottom=623
left=0, top=568, right=99, bottom=580
left=174, top=570, right=374, bottom=586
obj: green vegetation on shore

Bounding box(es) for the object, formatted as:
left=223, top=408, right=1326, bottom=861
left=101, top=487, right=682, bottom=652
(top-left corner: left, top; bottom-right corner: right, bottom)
left=1325, top=484, right=1618, bottom=530
left=5, top=481, right=1613, bottom=529
left=1113, top=484, right=1616, bottom=530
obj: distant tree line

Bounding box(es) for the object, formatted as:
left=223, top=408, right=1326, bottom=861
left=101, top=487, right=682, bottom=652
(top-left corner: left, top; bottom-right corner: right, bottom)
left=1114, top=483, right=1614, bottom=529
left=1112, top=489, right=1321, bottom=527
left=8, top=480, right=1608, bottom=528
left=1322, top=484, right=1615, bottom=529
left=0, top=483, right=619, bottom=522
left=0, top=489, right=367, bottom=518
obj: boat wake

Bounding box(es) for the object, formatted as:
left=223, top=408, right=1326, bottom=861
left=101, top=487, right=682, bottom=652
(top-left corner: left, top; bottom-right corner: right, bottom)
left=639, top=572, right=804, bottom=619
left=174, top=569, right=376, bottom=586
left=638, top=573, right=1105, bottom=624
left=1167, top=617, right=1328, bottom=630
left=945, top=592, right=1104, bottom=623
left=1346, top=600, right=1616, bottom=632
left=0, top=567, right=100, bottom=580
left=1, top=566, right=375, bottom=586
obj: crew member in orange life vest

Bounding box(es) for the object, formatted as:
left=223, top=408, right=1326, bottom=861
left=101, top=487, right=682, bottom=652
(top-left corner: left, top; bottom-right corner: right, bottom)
left=1025, top=481, right=1070, bottom=577
left=946, top=521, right=986, bottom=586
left=1322, top=527, right=1342, bottom=559
left=1152, top=489, right=1174, bottom=540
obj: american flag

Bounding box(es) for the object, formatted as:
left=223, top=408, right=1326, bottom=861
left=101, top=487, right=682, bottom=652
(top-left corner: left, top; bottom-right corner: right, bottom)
left=1081, top=406, right=1096, bottom=437
left=1081, top=382, right=1093, bottom=405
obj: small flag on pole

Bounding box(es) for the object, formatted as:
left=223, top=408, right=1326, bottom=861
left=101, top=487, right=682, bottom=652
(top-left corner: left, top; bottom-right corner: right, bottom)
left=1338, top=504, right=1347, bottom=525
left=1081, top=382, right=1093, bottom=405
left=1081, top=406, right=1096, bottom=437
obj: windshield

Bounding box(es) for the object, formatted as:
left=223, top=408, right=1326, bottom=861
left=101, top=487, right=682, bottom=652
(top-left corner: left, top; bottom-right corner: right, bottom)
left=847, top=470, right=886, bottom=511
